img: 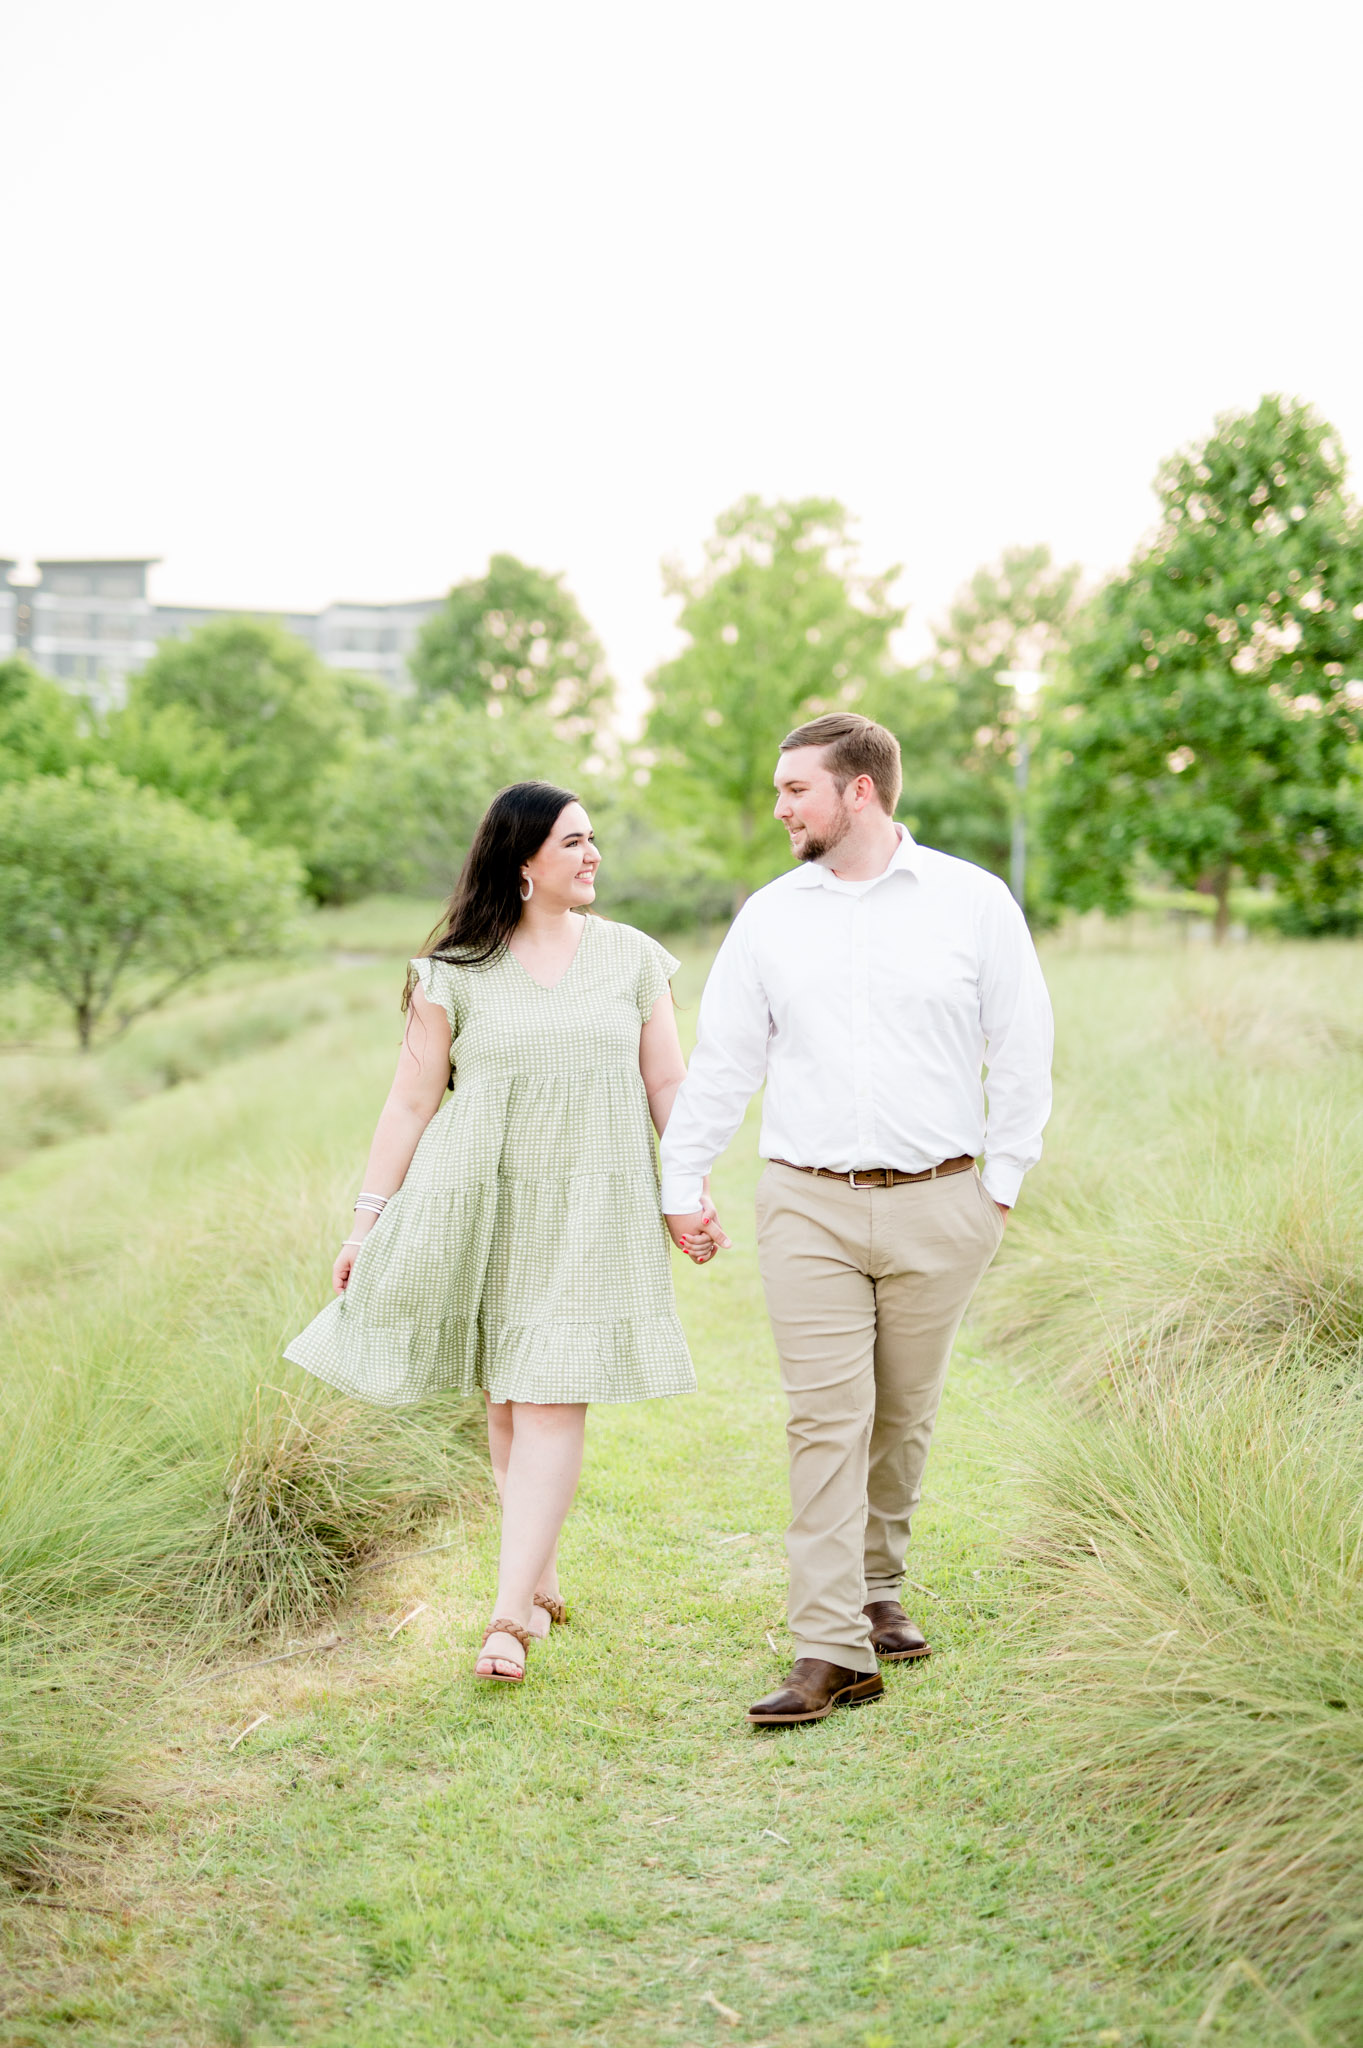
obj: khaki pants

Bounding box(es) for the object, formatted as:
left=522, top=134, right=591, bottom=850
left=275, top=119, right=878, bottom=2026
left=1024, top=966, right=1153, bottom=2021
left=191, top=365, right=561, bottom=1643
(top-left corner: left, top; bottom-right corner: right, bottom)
left=754, top=1161, right=1005, bottom=1674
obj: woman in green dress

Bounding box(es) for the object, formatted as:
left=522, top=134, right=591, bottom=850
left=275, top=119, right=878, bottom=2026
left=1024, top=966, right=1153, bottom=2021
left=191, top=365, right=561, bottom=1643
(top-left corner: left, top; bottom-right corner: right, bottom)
left=285, top=781, right=726, bottom=1683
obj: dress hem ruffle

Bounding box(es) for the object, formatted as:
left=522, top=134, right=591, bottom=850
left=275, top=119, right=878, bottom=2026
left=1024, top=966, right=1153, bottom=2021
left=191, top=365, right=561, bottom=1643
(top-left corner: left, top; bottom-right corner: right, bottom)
left=284, top=1306, right=697, bottom=1410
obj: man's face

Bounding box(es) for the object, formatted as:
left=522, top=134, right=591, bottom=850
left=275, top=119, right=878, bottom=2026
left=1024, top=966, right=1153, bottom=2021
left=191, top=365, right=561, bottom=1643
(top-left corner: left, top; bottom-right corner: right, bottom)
left=773, top=746, right=855, bottom=863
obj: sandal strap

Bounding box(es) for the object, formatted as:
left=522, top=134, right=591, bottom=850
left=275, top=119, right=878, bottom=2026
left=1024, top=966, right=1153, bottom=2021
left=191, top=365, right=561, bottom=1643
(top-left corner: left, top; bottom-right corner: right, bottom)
left=533, top=1593, right=567, bottom=1624
left=482, top=1618, right=532, bottom=1654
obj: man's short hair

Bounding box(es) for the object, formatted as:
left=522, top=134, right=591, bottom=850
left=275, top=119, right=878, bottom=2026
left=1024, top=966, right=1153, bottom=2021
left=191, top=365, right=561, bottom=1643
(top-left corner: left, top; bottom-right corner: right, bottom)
left=779, top=712, right=902, bottom=815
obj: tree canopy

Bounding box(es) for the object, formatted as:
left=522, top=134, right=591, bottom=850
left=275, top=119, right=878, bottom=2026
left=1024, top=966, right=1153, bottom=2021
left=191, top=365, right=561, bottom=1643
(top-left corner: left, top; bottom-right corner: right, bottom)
left=863, top=545, right=1079, bottom=881
left=410, top=554, right=613, bottom=736
left=128, top=618, right=351, bottom=852
left=644, top=497, right=903, bottom=905
left=305, top=696, right=586, bottom=903
left=0, top=657, right=88, bottom=783
left=0, top=771, right=303, bottom=1048
left=1042, top=396, right=1363, bottom=936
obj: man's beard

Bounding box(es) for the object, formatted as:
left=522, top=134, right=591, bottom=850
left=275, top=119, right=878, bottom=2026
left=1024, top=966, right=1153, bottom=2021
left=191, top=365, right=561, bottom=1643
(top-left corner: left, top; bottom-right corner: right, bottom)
left=792, top=810, right=852, bottom=864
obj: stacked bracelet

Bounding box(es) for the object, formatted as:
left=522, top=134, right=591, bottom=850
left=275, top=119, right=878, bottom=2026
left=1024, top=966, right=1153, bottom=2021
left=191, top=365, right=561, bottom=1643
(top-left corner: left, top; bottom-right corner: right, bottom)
left=354, top=1190, right=389, bottom=1217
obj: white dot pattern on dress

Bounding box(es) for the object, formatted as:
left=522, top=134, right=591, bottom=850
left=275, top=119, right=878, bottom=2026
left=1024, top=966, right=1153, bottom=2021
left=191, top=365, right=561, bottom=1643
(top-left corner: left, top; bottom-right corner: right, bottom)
left=284, top=917, right=697, bottom=1408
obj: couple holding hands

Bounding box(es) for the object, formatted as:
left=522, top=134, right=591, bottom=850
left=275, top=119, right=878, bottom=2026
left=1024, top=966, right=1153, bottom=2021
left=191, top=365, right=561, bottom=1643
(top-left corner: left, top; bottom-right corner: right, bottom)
left=285, top=713, right=1053, bottom=1727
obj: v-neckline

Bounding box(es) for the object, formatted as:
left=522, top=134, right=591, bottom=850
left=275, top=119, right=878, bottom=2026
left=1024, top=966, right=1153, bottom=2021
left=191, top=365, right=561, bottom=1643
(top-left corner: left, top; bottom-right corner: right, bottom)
left=506, top=915, right=590, bottom=994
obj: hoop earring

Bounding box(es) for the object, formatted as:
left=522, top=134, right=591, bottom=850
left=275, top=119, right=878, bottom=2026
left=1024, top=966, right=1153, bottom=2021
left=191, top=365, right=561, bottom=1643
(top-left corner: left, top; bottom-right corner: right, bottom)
left=520, top=876, right=534, bottom=901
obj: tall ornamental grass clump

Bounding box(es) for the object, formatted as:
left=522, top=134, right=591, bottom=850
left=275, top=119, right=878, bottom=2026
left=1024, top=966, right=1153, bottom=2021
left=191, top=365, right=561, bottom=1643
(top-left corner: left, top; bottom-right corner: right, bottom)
left=984, top=941, right=1363, bottom=2030
left=0, top=980, right=486, bottom=1881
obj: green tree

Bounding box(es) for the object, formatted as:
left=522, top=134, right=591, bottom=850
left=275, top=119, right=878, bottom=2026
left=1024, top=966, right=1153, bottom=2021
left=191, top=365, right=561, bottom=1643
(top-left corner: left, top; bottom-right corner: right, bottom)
left=99, top=695, right=233, bottom=816
left=0, top=771, right=302, bottom=1048
left=0, top=657, right=88, bottom=782
left=583, top=779, right=733, bottom=935
left=411, top=554, right=613, bottom=736
left=863, top=545, right=1079, bottom=880
left=128, top=619, right=351, bottom=852
left=306, top=697, right=587, bottom=903
left=644, top=497, right=903, bottom=906
left=1042, top=396, right=1363, bottom=938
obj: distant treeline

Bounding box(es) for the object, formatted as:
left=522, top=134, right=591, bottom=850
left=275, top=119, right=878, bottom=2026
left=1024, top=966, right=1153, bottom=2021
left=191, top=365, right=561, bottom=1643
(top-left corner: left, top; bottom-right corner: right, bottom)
left=3, top=393, right=1362, bottom=1045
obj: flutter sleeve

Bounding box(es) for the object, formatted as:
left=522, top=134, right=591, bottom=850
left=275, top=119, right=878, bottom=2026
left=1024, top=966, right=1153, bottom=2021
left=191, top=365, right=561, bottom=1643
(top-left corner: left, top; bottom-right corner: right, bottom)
left=636, top=936, right=681, bottom=1022
left=409, top=956, right=464, bottom=1041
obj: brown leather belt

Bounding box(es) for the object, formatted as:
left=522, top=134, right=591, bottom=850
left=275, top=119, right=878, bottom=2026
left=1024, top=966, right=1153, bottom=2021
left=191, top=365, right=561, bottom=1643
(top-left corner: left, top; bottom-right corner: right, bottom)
left=770, top=1154, right=977, bottom=1189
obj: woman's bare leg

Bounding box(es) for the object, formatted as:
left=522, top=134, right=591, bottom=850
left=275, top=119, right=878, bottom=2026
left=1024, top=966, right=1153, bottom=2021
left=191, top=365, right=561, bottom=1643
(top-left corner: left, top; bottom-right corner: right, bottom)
left=485, top=1393, right=513, bottom=1500
left=484, top=1395, right=564, bottom=1638
left=477, top=1401, right=586, bottom=1676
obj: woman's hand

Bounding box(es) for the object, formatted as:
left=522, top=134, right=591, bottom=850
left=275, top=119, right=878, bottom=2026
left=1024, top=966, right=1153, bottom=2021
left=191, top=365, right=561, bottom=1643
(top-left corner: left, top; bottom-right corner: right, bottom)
left=694, top=1187, right=731, bottom=1261
left=666, top=1187, right=731, bottom=1266
left=332, top=1212, right=378, bottom=1293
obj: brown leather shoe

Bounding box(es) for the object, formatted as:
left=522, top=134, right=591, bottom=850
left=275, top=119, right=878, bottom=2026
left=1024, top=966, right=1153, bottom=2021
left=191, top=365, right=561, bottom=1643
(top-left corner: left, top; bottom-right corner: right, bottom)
left=747, top=1658, right=884, bottom=1725
left=863, top=1599, right=930, bottom=1662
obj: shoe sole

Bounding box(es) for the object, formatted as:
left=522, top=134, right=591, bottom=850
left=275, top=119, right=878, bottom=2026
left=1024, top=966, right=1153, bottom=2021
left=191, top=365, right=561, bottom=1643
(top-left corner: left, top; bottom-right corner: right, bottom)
left=747, top=1680, right=884, bottom=1725
left=875, top=1644, right=931, bottom=1663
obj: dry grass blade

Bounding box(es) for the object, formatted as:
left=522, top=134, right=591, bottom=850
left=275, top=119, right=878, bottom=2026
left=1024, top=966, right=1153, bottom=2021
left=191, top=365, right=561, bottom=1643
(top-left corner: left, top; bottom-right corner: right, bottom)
left=702, top=1989, right=742, bottom=2024
left=386, top=1604, right=428, bottom=1640
left=227, top=1712, right=272, bottom=1751
left=180, top=1634, right=343, bottom=1691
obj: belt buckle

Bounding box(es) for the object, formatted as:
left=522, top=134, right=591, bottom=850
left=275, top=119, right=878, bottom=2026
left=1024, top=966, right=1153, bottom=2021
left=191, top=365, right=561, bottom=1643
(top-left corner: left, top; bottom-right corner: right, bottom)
left=848, top=1168, right=877, bottom=1189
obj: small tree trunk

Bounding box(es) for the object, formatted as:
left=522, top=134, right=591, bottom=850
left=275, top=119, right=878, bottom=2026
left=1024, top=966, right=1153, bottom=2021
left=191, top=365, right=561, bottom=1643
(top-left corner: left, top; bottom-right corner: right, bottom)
left=75, top=969, right=97, bottom=1051
left=1211, top=867, right=1232, bottom=945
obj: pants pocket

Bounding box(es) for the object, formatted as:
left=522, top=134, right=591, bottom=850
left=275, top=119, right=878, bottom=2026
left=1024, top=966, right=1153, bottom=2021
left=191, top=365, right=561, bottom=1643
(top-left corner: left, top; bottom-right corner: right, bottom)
left=975, top=1170, right=1007, bottom=1244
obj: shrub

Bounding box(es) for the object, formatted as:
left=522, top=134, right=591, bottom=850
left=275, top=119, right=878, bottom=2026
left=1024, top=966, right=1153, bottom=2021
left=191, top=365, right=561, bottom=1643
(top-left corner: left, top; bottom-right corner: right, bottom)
left=0, top=770, right=303, bottom=1048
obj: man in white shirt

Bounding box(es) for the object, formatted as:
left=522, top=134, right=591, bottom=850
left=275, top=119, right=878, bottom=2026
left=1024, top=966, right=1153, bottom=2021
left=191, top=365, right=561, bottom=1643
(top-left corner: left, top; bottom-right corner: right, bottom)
left=661, top=713, right=1053, bottom=1727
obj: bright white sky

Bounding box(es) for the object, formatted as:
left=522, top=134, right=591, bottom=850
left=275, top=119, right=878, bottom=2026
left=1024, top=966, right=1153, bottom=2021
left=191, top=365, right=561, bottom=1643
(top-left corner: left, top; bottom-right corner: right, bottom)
left=4, top=0, right=1361, bottom=724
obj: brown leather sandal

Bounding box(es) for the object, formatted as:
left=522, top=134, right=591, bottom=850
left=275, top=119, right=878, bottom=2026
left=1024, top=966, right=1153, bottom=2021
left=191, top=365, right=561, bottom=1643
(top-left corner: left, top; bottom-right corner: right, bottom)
left=475, top=1618, right=532, bottom=1683
left=533, top=1593, right=567, bottom=1626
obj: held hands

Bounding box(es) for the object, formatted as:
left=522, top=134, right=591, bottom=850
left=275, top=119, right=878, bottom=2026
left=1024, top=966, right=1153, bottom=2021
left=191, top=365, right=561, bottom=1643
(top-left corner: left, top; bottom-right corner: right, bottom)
left=664, top=1188, right=732, bottom=1267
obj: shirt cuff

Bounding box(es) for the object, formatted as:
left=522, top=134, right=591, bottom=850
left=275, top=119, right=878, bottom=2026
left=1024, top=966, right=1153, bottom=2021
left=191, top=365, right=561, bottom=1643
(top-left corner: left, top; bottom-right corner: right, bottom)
left=981, top=1158, right=1025, bottom=1208
left=660, top=1171, right=705, bottom=1215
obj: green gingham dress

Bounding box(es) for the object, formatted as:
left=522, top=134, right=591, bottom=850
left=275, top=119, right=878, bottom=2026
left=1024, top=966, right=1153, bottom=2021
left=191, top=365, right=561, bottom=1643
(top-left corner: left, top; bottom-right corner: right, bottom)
left=283, top=917, right=696, bottom=1408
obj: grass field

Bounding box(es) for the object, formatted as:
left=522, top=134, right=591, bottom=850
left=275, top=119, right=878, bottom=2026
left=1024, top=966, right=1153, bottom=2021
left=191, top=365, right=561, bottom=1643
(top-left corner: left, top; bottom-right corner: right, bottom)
left=0, top=909, right=1358, bottom=2046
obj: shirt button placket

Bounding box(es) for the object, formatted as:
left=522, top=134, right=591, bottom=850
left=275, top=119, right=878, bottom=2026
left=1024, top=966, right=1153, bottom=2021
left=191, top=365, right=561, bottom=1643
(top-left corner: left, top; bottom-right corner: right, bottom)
left=852, top=897, right=874, bottom=1159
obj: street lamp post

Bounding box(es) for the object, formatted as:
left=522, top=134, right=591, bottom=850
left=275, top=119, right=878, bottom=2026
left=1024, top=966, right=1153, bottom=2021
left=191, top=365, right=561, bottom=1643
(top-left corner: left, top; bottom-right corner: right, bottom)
left=998, top=669, right=1044, bottom=912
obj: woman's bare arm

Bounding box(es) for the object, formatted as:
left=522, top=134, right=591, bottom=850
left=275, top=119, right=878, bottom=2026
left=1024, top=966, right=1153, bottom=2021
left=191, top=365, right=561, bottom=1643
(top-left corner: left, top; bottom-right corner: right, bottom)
left=332, top=985, right=452, bottom=1291
left=639, top=992, right=730, bottom=1259
left=639, top=991, right=688, bottom=1137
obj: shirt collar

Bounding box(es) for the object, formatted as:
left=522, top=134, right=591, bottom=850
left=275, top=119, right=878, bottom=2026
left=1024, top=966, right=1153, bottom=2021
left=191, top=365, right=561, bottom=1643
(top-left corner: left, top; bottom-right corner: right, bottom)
left=792, top=823, right=922, bottom=889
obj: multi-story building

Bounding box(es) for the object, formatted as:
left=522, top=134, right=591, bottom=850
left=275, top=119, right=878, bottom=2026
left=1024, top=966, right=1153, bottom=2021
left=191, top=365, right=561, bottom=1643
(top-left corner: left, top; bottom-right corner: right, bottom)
left=1, top=557, right=444, bottom=706
left=22, top=560, right=161, bottom=707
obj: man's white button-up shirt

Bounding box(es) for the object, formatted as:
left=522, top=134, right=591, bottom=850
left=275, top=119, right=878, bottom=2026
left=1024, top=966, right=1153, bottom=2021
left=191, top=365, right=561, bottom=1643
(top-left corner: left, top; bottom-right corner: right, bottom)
left=659, top=828, right=1054, bottom=1215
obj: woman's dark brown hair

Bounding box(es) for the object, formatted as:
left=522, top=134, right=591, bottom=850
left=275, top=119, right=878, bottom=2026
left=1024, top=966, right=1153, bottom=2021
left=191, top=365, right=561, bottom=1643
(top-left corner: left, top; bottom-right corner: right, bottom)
left=402, top=780, right=580, bottom=1012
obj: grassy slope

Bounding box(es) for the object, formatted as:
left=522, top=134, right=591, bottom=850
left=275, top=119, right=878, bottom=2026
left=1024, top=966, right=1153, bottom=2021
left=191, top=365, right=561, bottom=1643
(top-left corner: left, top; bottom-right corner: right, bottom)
left=976, top=940, right=1363, bottom=2043
left=0, top=921, right=1337, bottom=2046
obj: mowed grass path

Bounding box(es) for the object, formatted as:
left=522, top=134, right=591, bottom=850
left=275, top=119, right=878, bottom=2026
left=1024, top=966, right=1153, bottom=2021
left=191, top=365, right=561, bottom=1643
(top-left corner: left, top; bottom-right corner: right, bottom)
left=1, top=938, right=1292, bottom=2047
